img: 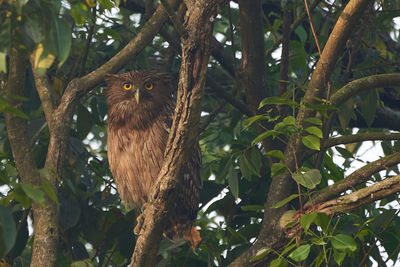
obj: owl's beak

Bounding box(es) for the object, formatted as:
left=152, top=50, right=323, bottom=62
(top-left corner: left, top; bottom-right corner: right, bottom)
left=135, top=88, right=140, bottom=104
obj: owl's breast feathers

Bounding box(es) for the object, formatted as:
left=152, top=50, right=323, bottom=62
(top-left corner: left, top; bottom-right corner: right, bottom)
left=107, top=104, right=171, bottom=208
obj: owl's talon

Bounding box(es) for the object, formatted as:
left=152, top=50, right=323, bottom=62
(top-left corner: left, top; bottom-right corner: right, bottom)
left=134, top=213, right=145, bottom=235
left=134, top=203, right=148, bottom=235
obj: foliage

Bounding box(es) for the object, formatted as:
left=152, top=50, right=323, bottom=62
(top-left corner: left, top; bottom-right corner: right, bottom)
left=1, top=0, right=400, bottom=266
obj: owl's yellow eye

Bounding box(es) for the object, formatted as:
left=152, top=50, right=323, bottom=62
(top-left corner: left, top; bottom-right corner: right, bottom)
left=144, top=82, right=153, bottom=90
left=123, top=82, right=132, bottom=90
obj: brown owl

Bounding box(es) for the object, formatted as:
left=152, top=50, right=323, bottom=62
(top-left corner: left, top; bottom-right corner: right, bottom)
left=105, top=70, right=202, bottom=243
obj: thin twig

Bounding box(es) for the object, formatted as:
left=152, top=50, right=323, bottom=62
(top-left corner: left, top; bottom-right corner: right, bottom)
left=199, top=101, right=227, bottom=133
left=160, top=0, right=187, bottom=38
left=304, top=0, right=322, bottom=55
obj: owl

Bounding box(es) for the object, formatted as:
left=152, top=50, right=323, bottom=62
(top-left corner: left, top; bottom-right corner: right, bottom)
left=105, top=70, right=202, bottom=243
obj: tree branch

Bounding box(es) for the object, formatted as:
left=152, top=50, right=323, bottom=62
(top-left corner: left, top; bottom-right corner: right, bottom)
left=130, top=1, right=229, bottom=266
left=330, top=73, right=400, bottom=107
left=321, top=132, right=400, bottom=149
left=310, top=151, right=400, bottom=205
left=206, top=75, right=253, bottom=117
left=5, top=49, right=58, bottom=267
left=160, top=0, right=187, bottom=37
left=296, top=0, right=373, bottom=126
left=317, top=174, right=400, bottom=215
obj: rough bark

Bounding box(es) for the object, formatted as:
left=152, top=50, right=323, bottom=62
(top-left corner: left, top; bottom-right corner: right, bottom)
left=4, top=49, right=59, bottom=267
left=317, top=174, right=400, bottom=215
left=310, top=151, right=400, bottom=205
left=238, top=0, right=267, bottom=113
left=130, top=1, right=229, bottom=266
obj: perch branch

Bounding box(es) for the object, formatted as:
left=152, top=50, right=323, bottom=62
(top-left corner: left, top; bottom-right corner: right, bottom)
left=130, top=1, right=229, bottom=266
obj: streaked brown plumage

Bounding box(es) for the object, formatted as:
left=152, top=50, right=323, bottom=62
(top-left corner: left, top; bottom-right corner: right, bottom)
left=105, top=70, right=202, bottom=242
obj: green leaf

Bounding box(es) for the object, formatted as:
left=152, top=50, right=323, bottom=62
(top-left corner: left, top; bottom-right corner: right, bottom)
left=333, top=250, right=346, bottom=265
left=300, top=212, right=318, bottom=231
left=243, top=115, right=269, bottom=130
left=271, top=194, right=298, bottom=209
left=295, top=25, right=308, bottom=43
left=259, top=96, right=299, bottom=109
left=315, top=213, right=330, bottom=233
left=304, top=103, right=337, bottom=118
left=336, top=146, right=353, bottom=158
left=103, top=28, right=123, bottom=42
left=245, top=148, right=262, bottom=177
left=77, top=105, right=93, bottom=139
left=302, top=135, right=320, bottom=151
left=227, top=165, right=239, bottom=199
left=288, top=244, right=311, bottom=261
left=311, top=238, right=327, bottom=245
left=304, top=126, right=323, bottom=138
left=71, top=5, right=86, bottom=25
left=331, top=234, right=357, bottom=251
left=270, top=257, right=287, bottom=267
left=0, top=53, right=6, bottom=73
left=267, top=150, right=284, bottom=160
left=238, top=153, right=253, bottom=180
left=250, top=247, right=272, bottom=262
left=303, top=117, right=322, bottom=126
left=98, top=0, right=114, bottom=10
left=51, top=17, right=71, bottom=67
left=359, top=90, right=377, bottom=127
left=20, top=183, right=45, bottom=204
left=271, top=163, right=287, bottom=177
left=252, top=130, right=278, bottom=145
left=337, top=99, right=355, bottom=129
left=0, top=205, right=16, bottom=257
left=274, top=116, right=299, bottom=135
left=292, top=169, right=321, bottom=189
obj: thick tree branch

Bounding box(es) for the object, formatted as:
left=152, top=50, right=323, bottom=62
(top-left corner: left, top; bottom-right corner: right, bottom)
left=130, top=1, right=228, bottom=266
left=317, top=174, right=400, bottom=215
left=321, top=132, right=400, bottom=149
left=311, top=151, right=400, bottom=205
left=5, top=49, right=58, bottom=267
left=297, top=0, right=373, bottom=126
left=330, top=73, right=400, bottom=107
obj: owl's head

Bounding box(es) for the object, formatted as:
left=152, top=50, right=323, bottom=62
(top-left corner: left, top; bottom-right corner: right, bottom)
left=105, top=70, right=173, bottom=128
